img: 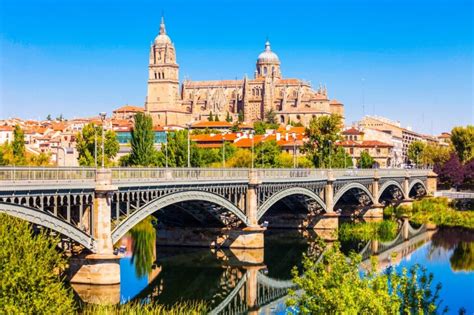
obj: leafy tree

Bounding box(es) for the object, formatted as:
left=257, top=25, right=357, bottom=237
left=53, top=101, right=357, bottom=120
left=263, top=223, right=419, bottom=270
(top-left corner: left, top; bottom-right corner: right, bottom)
left=265, top=108, right=278, bottom=125
left=408, top=140, right=426, bottom=165
left=297, top=156, right=313, bottom=168
left=208, top=111, right=214, bottom=122
left=358, top=150, right=375, bottom=168
left=0, top=214, right=75, bottom=314
left=127, top=113, right=159, bottom=166
left=287, top=242, right=446, bottom=314
left=332, top=146, right=353, bottom=168
left=451, top=125, right=474, bottom=163
left=230, top=122, right=240, bottom=133
left=253, top=121, right=267, bottom=135
left=76, top=123, right=119, bottom=167
left=0, top=143, right=13, bottom=166
left=255, top=140, right=281, bottom=168
left=199, top=148, right=221, bottom=166
left=165, top=130, right=201, bottom=167
left=12, top=125, right=26, bottom=165
left=238, top=110, right=244, bottom=122
left=225, top=111, right=232, bottom=122
left=421, top=143, right=452, bottom=167
left=226, top=149, right=252, bottom=168
left=304, top=114, right=343, bottom=168
left=30, top=152, right=51, bottom=166
left=277, top=152, right=294, bottom=168
left=435, top=153, right=465, bottom=189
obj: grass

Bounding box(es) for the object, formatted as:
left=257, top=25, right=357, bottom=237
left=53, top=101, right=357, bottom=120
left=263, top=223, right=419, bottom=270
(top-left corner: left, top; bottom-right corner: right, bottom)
left=80, top=301, right=207, bottom=314
left=384, top=197, right=474, bottom=229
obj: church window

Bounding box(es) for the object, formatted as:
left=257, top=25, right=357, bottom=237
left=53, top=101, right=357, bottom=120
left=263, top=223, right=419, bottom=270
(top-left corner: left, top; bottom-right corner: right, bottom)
left=154, top=72, right=157, bottom=79
left=263, top=67, right=267, bottom=75
left=280, top=115, right=285, bottom=123
left=162, top=72, right=165, bottom=79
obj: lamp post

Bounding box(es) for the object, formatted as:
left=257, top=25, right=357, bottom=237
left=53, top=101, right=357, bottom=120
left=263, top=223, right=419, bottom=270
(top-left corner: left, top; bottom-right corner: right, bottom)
left=165, top=131, right=168, bottom=168
left=222, top=134, right=226, bottom=168
left=186, top=122, right=192, bottom=168
left=99, top=112, right=106, bottom=168
left=94, top=131, right=97, bottom=168
left=328, top=140, right=332, bottom=169
left=250, top=130, right=255, bottom=169
left=292, top=132, right=296, bottom=168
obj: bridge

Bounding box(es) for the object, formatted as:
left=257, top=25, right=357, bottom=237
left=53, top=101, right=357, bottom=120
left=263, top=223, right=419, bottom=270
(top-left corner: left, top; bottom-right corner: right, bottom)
left=0, top=166, right=436, bottom=284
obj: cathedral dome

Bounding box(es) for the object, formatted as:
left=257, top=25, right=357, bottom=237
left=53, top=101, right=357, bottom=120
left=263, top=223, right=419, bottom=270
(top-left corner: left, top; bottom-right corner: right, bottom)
left=257, top=41, right=280, bottom=64
left=154, top=17, right=171, bottom=45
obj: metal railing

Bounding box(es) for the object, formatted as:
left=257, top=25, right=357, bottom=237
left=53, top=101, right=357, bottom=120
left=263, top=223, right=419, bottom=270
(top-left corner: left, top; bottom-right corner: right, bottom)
left=0, top=167, right=96, bottom=183
left=0, top=166, right=432, bottom=184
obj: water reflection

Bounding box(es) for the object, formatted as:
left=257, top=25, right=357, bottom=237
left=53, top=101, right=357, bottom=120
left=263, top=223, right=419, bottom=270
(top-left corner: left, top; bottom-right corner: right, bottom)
left=73, top=218, right=474, bottom=314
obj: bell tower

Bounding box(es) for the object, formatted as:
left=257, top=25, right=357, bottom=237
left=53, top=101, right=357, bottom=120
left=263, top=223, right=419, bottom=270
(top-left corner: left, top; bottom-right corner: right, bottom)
left=145, top=17, right=180, bottom=115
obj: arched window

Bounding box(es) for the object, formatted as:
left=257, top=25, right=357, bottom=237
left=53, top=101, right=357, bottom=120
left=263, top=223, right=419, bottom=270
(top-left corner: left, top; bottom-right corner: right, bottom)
left=280, top=115, right=285, bottom=123
left=263, top=67, right=267, bottom=75
left=162, top=72, right=165, bottom=79
left=154, top=72, right=158, bottom=79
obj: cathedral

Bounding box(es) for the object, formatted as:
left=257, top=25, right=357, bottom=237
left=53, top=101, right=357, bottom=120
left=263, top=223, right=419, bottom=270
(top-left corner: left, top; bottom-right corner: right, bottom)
left=145, top=18, right=344, bottom=126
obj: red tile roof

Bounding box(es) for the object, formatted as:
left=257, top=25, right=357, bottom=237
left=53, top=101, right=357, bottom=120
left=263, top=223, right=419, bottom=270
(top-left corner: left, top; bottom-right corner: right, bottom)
left=342, top=127, right=364, bottom=135
left=113, top=105, right=144, bottom=113
left=192, top=121, right=233, bottom=128
left=0, top=126, right=14, bottom=132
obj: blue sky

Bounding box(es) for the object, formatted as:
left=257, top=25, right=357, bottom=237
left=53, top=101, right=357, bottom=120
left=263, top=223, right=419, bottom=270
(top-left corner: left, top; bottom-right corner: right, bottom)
left=0, top=0, right=472, bottom=134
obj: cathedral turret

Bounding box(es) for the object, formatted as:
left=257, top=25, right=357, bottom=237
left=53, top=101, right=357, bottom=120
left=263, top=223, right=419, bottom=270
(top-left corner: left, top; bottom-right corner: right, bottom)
left=255, top=40, right=281, bottom=79
left=145, top=17, right=180, bottom=117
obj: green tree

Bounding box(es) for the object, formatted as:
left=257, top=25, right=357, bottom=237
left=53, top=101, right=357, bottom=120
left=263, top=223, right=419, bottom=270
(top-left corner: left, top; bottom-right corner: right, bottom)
left=287, top=242, right=446, bottom=314
left=421, top=143, right=452, bottom=167
left=226, top=149, right=253, bottom=168
left=165, top=130, right=201, bottom=167
left=358, top=150, right=375, bottom=168
left=332, top=146, right=353, bottom=168
left=408, top=140, right=426, bottom=166
left=253, top=121, right=267, bottom=135
left=265, top=108, right=278, bottom=125
left=238, top=110, right=244, bottom=122
left=255, top=140, right=281, bottom=168
left=76, top=123, right=119, bottom=167
left=12, top=125, right=26, bottom=165
left=0, top=214, right=75, bottom=314
left=208, top=111, right=214, bottom=122
left=225, top=111, right=233, bottom=122
left=304, top=114, right=343, bottom=168
left=451, top=125, right=474, bottom=163
left=56, top=114, right=64, bottom=121
left=214, top=114, right=220, bottom=122
left=128, top=113, right=159, bottom=166
left=46, top=114, right=52, bottom=121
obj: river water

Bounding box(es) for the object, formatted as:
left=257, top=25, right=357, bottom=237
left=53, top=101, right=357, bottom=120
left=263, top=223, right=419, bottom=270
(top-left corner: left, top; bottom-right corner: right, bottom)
left=78, top=222, right=474, bottom=314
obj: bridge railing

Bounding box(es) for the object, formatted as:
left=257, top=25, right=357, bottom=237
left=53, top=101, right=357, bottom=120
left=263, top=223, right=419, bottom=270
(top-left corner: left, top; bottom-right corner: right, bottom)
left=256, top=168, right=327, bottom=180
left=0, top=167, right=96, bottom=183
left=111, top=167, right=250, bottom=182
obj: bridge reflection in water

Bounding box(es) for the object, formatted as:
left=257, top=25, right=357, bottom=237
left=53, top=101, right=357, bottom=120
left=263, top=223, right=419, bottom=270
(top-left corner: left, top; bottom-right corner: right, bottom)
left=71, top=219, right=434, bottom=314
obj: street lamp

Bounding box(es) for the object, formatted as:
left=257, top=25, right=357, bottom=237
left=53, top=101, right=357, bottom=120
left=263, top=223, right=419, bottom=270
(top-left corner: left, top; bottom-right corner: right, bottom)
left=165, top=131, right=168, bottom=168
left=94, top=131, right=97, bottom=168
left=250, top=130, right=255, bottom=169
left=222, top=134, right=226, bottom=168
left=186, top=122, right=192, bottom=168
left=328, top=140, right=332, bottom=169
left=99, top=112, right=107, bottom=168
left=292, top=132, right=297, bottom=168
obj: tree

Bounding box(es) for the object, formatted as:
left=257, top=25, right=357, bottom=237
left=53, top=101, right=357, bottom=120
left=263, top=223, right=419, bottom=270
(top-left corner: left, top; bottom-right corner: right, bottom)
left=451, top=125, right=474, bottom=163
left=238, top=110, right=244, bottom=122
left=12, top=125, right=26, bottom=165
left=46, top=114, right=52, bottom=121
left=408, top=140, right=425, bottom=166
left=435, top=153, right=465, bottom=189
left=225, top=111, right=232, bottom=122
left=255, top=140, right=281, bottom=168
left=358, top=150, right=375, bottom=168
left=76, top=123, right=119, bottom=167
left=208, top=111, right=214, bottom=122
left=304, top=114, right=343, bottom=168
left=165, top=130, right=201, bottom=167
left=253, top=121, right=267, bottom=135
left=0, top=214, right=75, bottom=314
left=128, top=113, right=158, bottom=166
left=265, top=108, right=278, bottom=126
left=56, top=114, right=64, bottom=121
left=420, top=143, right=452, bottom=167
left=214, top=114, right=220, bottom=122
left=287, top=242, right=446, bottom=314
left=226, top=149, right=252, bottom=168
left=332, top=146, right=353, bottom=168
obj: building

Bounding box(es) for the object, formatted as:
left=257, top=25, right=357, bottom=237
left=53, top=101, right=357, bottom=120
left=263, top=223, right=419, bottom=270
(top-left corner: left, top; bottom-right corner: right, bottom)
left=145, top=17, right=344, bottom=127
left=0, top=126, right=14, bottom=144
left=112, top=105, right=144, bottom=121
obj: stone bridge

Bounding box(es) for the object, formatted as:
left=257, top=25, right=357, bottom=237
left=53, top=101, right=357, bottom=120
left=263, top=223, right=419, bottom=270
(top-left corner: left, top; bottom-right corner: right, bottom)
left=0, top=167, right=436, bottom=284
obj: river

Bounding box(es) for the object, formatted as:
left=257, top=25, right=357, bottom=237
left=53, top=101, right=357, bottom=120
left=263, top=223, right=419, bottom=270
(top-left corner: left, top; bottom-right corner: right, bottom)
left=74, top=221, right=474, bottom=314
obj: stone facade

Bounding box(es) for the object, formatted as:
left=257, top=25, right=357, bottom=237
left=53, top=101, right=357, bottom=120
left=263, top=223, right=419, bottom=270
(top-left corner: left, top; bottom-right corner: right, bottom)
left=145, top=18, right=344, bottom=126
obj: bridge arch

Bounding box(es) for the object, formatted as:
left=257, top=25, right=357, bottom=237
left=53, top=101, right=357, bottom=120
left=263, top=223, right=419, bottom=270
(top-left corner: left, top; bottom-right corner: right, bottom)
left=111, top=190, right=248, bottom=244
left=333, top=182, right=375, bottom=208
left=257, top=187, right=327, bottom=220
left=0, top=202, right=94, bottom=251
left=408, top=179, right=427, bottom=198
left=377, top=180, right=404, bottom=202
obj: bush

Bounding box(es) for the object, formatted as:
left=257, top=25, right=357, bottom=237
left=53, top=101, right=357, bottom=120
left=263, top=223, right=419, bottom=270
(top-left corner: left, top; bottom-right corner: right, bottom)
left=0, top=214, right=75, bottom=314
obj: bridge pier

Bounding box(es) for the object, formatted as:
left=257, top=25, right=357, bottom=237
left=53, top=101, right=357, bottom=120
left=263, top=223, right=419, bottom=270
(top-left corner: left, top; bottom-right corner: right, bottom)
left=69, top=169, right=120, bottom=285
left=426, top=171, right=438, bottom=196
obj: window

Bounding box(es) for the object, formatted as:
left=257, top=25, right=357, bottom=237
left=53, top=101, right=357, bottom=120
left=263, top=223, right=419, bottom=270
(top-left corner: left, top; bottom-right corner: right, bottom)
left=350, top=148, right=354, bottom=154
left=263, top=67, right=267, bottom=75
left=154, top=72, right=157, bottom=79
left=280, top=115, right=285, bottom=123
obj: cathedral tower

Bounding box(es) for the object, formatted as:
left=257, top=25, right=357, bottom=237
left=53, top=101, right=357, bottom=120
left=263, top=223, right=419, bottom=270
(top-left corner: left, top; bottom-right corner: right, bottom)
left=255, top=40, right=281, bottom=79
left=145, top=17, right=180, bottom=116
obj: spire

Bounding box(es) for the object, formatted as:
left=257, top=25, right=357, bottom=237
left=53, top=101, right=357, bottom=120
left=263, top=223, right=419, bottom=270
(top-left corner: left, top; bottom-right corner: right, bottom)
left=265, top=40, right=271, bottom=52
left=159, top=15, right=166, bottom=35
